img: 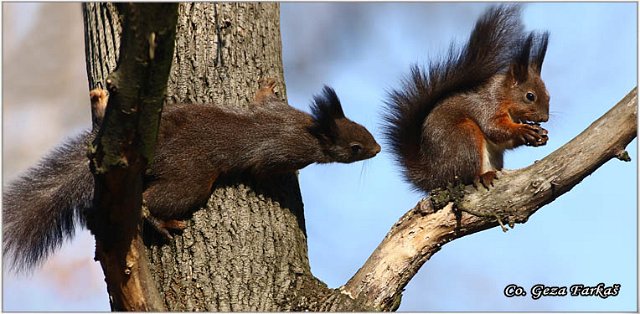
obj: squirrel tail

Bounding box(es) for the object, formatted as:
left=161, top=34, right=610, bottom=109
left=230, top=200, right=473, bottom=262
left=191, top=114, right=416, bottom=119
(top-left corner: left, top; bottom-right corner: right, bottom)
left=3, top=131, right=94, bottom=272
left=383, top=5, right=524, bottom=191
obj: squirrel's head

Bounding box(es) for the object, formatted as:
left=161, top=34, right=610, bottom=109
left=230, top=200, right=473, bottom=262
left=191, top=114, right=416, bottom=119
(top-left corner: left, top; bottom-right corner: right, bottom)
left=504, top=31, right=550, bottom=124
left=310, top=86, right=381, bottom=163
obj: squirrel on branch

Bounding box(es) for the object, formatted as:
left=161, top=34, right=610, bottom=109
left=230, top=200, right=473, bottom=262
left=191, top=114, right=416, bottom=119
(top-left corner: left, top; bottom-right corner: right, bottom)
left=3, top=80, right=380, bottom=272
left=384, top=5, right=550, bottom=193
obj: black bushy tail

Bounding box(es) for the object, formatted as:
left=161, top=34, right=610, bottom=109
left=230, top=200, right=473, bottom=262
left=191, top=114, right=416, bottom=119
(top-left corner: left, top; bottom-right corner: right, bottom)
left=3, top=131, right=94, bottom=272
left=383, top=5, right=525, bottom=190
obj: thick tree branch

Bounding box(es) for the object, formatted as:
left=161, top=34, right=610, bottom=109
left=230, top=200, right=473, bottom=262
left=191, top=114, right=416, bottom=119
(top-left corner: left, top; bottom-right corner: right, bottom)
left=342, top=88, right=637, bottom=310
left=85, top=4, right=178, bottom=311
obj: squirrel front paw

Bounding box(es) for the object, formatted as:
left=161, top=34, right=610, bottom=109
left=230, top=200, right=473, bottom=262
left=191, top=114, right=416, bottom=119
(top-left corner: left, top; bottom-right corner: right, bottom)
left=89, top=88, right=109, bottom=125
left=252, top=77, right=277, bottom=104
left=517, top=123, right=548, bottom=147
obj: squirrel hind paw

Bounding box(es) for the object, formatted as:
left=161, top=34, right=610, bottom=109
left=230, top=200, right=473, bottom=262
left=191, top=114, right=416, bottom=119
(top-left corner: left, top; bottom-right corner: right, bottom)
left=144, top=215, right=187, bottom=241
left=473, top=171, right=497, bottom=190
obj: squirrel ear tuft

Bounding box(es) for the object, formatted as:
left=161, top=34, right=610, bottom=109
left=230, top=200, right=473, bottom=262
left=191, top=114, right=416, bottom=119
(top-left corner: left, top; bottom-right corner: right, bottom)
left=310, top=86, right=345, bottom=139
left=531, top=31, right=549, bottom=74
left=508, top=33, right=533, bottom=85
left=312, top=86, right=345, bottom=119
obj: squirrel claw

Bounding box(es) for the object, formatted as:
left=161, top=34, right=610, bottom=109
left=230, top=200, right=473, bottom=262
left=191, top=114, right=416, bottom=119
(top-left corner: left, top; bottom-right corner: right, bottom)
left=144, top=215, right=187, bottom=241
left=163, top=219, right=188, bottom=230
left=473, top=171, right=497, bottom=190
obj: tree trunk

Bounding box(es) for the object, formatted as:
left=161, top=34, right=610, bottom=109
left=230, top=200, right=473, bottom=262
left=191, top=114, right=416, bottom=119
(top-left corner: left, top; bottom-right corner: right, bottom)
left=83, top=3, right=363, bottom=311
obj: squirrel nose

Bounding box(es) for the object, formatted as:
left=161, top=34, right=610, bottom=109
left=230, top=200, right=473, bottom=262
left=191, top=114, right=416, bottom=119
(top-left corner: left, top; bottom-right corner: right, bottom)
left=372, top=143, right=381, bottom=155
left=540, top=114, right=549, bottom=122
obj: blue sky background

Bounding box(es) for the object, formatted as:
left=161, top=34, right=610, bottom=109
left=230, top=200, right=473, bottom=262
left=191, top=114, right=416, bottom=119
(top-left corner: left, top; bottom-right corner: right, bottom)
left=2, top=2, right=637, bottom=311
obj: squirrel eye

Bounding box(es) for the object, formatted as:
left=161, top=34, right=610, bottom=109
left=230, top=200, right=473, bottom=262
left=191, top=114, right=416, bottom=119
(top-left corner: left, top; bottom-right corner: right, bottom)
left=350, top=143, right=363, bottom=154
left=526, top=92, right=536, bottom=102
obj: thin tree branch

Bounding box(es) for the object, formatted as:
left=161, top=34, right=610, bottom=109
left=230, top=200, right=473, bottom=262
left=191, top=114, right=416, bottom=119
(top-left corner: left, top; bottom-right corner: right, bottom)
left=341, top=88, right=637, bottom=310
left=86, top=4, right=178, bottom=311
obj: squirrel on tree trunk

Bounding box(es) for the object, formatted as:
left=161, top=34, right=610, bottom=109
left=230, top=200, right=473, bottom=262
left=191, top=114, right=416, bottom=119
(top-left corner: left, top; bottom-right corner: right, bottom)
left=384, top=5, right=550, bottom=193
left=3, top=80, right=381, bottom=272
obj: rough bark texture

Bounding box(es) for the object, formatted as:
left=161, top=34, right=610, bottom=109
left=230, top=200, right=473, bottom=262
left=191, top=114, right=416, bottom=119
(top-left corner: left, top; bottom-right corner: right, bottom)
left=342, top=88, right=638, bottom=310
left=83, top=3, right=361, bottom=311
left=83, top=3, right=120, bottom=130
left=154, top=4, right=306, bottom=311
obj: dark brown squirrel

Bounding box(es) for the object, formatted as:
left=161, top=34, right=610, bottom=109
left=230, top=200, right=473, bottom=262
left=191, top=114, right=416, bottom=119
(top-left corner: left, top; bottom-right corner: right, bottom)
left=384, top=5, right=550, bottom=193
left=3, top=80, right=380, bottom=271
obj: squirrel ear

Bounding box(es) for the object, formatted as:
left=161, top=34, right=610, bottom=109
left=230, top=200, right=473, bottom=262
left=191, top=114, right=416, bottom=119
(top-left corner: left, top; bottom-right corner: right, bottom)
left=507, top=62, right=528, bottom=86
left=508, top=33, right=534, bottom=85
left=310, top=86, right=344, bottom=141
left=313, top=86, right=345, bottom=119
left=531, top=31, right=549, bottom=74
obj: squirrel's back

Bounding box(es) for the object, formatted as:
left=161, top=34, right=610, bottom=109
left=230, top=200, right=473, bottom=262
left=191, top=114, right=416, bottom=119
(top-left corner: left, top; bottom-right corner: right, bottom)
left=145, top=87, right=380, bottom=218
